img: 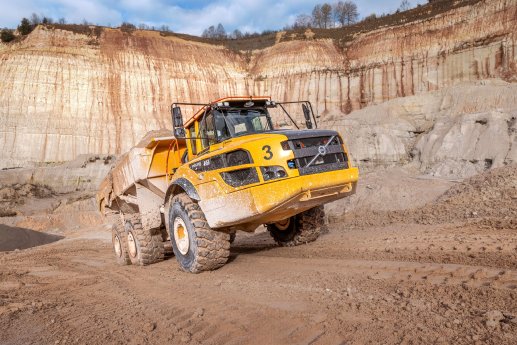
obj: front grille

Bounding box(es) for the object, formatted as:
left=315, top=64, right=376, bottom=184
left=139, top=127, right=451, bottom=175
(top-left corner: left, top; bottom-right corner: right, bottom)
left=288, top=136, right=348, bottom=176
left=291, top=136, right=341, bottom=149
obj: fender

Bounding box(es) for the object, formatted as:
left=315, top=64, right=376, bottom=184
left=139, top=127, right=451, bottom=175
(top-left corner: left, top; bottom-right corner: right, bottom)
left=165, top=177, right=200, bottom=202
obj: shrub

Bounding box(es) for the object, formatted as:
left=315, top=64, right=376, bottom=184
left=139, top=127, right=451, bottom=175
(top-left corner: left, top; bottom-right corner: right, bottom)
left=1, top=29, right=15, bottom=42
left=18, top=18, right=33, bottom=35
left=120, top=22, right=136, bottom=34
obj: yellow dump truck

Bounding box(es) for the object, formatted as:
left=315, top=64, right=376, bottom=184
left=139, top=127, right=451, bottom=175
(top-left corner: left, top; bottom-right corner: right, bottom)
left=97, top=97, right=359, bottom=273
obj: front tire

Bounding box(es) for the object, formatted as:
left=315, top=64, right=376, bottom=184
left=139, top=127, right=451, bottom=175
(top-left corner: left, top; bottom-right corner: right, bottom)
left=168, top=193, right=230, bottom=273
left=267, top=206, right=324, bottom=246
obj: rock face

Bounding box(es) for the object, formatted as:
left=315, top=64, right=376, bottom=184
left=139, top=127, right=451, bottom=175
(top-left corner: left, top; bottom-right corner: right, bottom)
left=331, top=82, right=517, bottom=177
left=1, top=0, right=517, bottom=168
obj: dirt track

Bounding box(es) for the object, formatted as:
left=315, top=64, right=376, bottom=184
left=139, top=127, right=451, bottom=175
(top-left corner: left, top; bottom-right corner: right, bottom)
left=1, top=166, right=516, bottom=345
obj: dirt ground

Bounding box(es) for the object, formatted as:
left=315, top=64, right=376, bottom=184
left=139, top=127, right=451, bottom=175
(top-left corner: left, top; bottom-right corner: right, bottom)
left=0, top=165, right=516, bottom=345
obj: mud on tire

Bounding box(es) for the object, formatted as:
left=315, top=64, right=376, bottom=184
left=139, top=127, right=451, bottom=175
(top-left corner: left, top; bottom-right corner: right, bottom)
left=125, top=214, right=165, bottom=266
left=168, top=193, right=230, bottom=273
left=267, top=206, right=324, bottom=247
left=111, top=216, right=131, bottom=266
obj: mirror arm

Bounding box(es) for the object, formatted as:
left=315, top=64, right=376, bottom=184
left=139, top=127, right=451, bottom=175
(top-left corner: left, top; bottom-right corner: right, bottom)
left=278, top=103, right=300, bottom=130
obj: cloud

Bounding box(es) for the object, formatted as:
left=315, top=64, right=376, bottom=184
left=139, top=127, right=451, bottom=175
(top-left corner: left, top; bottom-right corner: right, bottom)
left=0, top=0, right=427, bottom=34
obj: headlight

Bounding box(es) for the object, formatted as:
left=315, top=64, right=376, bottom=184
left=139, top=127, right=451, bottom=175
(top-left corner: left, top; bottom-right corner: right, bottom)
left=260, top=166, right=287, bottom=181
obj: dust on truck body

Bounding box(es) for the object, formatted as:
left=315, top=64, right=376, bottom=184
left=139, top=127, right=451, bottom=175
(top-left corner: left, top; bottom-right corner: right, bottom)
left=97, top=96, right=359, bottom=273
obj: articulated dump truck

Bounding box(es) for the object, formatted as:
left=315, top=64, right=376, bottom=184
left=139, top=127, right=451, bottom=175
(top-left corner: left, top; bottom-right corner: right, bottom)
left=97, top=97, right=359, bottom=273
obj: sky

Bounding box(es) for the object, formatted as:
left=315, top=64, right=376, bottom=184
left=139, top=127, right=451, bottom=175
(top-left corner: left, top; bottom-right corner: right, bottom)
left=0, top=0, right=427, bottom=36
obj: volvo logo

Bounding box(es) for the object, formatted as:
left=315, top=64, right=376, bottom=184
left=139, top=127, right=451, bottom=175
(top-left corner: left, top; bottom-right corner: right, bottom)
left=318, top=145, right=327, bottom=156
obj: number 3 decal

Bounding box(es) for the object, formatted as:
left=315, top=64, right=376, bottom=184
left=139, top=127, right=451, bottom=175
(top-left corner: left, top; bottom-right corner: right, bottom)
left=262, top=145, right=273, bottom=160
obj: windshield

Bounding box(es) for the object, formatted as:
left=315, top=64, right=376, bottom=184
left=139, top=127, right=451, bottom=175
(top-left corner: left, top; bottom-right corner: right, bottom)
left=213, top=108, right=272, bottom=141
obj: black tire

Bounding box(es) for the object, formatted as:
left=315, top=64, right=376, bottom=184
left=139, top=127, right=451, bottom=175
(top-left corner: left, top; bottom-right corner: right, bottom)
left=164, top=241, right=174, bottom=258
left=111, top=218, right=131, bottom=265
left=267, top=206, right=324, bottom=247
left=160, top=227, right=174, bottom=258
left=125, top=214, right=164, bottom=266
left=168, top=193, right=230, bottom=273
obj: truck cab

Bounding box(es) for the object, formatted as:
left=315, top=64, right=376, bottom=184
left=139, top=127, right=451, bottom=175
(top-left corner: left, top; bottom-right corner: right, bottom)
left=171, top=97, right=359, bottom=231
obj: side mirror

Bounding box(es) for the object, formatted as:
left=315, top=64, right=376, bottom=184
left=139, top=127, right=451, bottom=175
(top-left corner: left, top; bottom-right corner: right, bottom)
left=302, top=104, right=313, bottom=129
left=172, top=106, right=186, bottom=138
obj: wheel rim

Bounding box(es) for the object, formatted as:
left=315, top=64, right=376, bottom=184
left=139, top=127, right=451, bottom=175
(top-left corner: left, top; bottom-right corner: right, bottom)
left=173, top=217, right=189, bottom=255
left=113, top=234, right=122, bottom=258
left=275, top=218, right=291, bottom=231
left=127, top=232, right=137, bottom=258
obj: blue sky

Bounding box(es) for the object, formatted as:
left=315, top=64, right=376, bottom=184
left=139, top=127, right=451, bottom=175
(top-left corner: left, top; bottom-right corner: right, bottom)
left=0, top=0, right=427, bottom=35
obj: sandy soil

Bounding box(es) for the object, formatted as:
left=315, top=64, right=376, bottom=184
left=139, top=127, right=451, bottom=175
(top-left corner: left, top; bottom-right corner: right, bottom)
left=0, top=166, right=516, bottom=345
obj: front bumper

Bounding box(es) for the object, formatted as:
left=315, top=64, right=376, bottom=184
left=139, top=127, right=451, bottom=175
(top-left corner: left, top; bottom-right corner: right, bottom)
left=199, top=167, right=359, bottom=229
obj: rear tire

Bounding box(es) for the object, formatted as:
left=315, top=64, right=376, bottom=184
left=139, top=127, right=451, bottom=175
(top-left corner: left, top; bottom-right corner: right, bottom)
left=267, top=206, right=324, bottom=246
left=111, top=217, right=131, bottom=266
left=168, top=193, right=230, bottom=273
left=164, top=241, right=174, bottom=258
left=125, top=214, right=164, bottom=266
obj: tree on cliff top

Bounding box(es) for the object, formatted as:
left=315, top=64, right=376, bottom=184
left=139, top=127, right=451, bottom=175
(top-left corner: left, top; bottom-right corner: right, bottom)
left=321, top=3, right=333, bottom=28
left=30, top=13, right=41, bottom=26
left=215, top=23, right=226, bottom=39
left=202, top=25, right=215, bottom=38
left=334, top=1, right=359, bottom=26
left=399, top=0, right=412, bottom=12
left=17, top=18, right=33, bottom=35
left=1, top=29, right=15, bottom=43
left=293, top=14, right=313, bottom=29
left=312, top=3, right=333, bottom=28
left=120, top=22, right=136, bottom=33
left=202, top=23, right=227, bottom=39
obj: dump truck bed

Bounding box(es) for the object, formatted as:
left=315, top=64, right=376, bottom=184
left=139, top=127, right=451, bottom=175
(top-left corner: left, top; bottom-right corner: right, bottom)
left=97, top=130, right=184, bottom=213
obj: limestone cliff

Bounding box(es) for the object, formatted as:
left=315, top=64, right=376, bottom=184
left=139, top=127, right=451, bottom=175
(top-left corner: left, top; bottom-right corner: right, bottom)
left=1, top=0, right=516, bottom=168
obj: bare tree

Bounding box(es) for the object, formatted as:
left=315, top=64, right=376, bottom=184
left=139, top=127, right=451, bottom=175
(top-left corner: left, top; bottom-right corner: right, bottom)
left=312, top=5, right=323, bottom=28
left=231, top=29, right=243, bottom=39
left=58, top=17, right=66, bottom=24
left=30, top=13, right=41, bottom=26
left=215, top=23, right=226, bottom=39
left=293, top=14, right=312, bottom=29
left=42, top=16, right=53, bottom=24
left=320, top=3, right=333, bottom=28
left=138, top=23, right=149, bottom=30
left=202, top=25, right=215, bottom=38
left=399, top=0, right=411, bottom=11
left=334, top=1, right=359, bottom=26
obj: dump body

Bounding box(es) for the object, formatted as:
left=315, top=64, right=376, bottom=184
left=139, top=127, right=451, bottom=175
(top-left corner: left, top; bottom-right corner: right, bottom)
left=97, top=129, right=186, bottom=214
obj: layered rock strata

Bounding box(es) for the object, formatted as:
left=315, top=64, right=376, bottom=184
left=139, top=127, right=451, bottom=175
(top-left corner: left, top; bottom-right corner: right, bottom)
left=1, top=0, right=516, bottom=167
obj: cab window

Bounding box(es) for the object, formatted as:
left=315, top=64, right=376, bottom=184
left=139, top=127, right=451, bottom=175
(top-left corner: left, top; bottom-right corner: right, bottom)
left=189, top=126, right=197, bottom=155
left=199, top=112, right=216, bottom=149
